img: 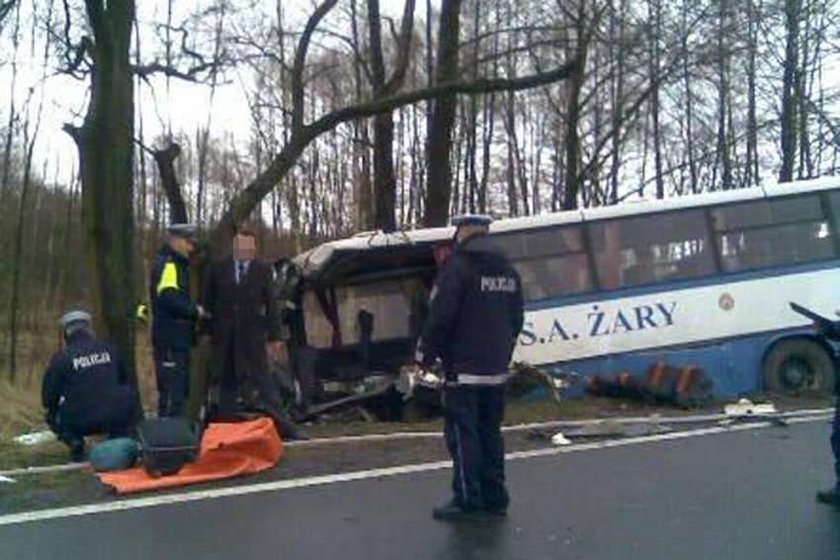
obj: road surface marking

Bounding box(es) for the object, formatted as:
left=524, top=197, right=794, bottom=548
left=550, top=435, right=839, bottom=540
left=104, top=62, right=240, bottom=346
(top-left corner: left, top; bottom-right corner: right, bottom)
left=4, top=408, right=830, bottom=478
left=0, top=414, right=829, bottom=527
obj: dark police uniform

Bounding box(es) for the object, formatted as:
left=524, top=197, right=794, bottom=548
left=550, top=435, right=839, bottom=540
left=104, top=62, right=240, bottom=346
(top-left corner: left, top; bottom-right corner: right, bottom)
left=150, top=243, right=197, bottom=416
left=416, top=231, right=524, bottom=515
left=42, top=330, right=138, bottom=455
left=828, top=338, right=840, bottom=495
left=833, top=389, right=839, bottom=492
left=812, top=320, right=840, bottom=504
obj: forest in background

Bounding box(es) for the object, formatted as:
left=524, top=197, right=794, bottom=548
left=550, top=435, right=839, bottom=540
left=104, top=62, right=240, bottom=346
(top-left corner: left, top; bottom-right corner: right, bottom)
left=1, top=0, right=839, bottom=393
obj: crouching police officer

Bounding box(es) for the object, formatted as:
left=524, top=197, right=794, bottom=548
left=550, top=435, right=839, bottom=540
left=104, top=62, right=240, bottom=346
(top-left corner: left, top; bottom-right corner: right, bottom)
left=42, top=310, right=140, bottom=462
left=416, top=214, right=524, bottom=521
left=150, top=223, right=204, bottom=417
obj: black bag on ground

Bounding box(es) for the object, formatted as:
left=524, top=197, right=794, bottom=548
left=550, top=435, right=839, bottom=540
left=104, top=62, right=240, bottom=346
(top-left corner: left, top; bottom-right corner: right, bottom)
left=137, top=417, right=200, bottom=477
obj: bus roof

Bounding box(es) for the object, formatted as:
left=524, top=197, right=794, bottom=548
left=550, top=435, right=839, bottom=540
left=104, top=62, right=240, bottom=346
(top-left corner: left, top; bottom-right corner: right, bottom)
left=294, top=175, right=840, bottom=276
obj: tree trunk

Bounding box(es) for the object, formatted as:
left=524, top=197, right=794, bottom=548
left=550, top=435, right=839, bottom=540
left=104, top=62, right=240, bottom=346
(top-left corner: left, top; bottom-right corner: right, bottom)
left=350, top=0, right=372, bottom=232
left=745, top=0, right=760, bottom=187
left=715, top=0, right=732, bottom=190
left=424, top=0, right=462, bottom=227
left=153, top=143, right=188, bottom=223
left=650, top=0, right=664, bottom=199
left=0, top=0, right=19, bottom=207
left=8, top=127, right=34, bottom=383
left=67, top=0, right=138, bottom=395
left=682, top=0, right=698, bottom=193
left=563, top=8, right=587, bottom=211
left=796, top=6, right=811, bottom=179
left=367, top=0, right=416, bottom=232
left=780, top=0, right=800, bottom=182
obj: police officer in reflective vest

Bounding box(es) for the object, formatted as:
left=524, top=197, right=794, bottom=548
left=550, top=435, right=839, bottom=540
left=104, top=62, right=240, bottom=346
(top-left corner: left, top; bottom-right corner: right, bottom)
left=416, top=214, right=525, bottom=521
left=42, top=310, right=139, bottom=461
left=150, top=223, right=202, bottom=417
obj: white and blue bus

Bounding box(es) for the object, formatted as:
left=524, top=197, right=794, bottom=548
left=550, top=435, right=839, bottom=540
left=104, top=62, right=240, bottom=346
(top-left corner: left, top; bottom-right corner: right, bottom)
left=285, top=176, right=840, bottom=403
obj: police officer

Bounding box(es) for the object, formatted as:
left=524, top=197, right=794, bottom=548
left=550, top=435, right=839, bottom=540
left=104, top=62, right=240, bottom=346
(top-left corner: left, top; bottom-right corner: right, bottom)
left=42, top=310, right=139, bottom=462
left=150, top=223, right=204, bottom=417
left=416, top=214, right=525, bottom=521
left=817, top=401, right=840, bottom=506
left=815, top=319, right=840, bottom=506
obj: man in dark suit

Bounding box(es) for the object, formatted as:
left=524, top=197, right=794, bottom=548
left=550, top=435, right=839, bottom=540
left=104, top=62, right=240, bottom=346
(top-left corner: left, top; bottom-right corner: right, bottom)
left=201, top=226, right=303, bottom=440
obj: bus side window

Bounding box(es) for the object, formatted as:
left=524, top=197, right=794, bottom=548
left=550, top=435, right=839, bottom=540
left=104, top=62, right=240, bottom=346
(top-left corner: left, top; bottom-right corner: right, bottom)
left=590, top=209, right=713, bottom=289
left=712, top=194, right=834, bottom=272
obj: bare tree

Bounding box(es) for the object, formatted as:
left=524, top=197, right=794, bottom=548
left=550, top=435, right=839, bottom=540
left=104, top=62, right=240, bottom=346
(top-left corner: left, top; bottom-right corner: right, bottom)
left=366, top=0, right=416, bottom=231
left=423, top=0, right=462, bottom=226
left=211, top=0, right=579, bottom=245
left=780, top=0, right=801, bottom=182
left=8, top=0, right=50, bottom=382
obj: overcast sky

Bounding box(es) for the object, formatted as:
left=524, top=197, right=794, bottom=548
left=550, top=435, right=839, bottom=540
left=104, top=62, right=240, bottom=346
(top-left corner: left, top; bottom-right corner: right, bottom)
left=0, top=0, right=426, bottom=188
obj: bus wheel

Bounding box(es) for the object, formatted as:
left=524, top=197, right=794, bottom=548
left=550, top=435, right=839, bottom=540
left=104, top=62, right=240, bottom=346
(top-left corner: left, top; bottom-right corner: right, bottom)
left=763, top=339, right=836, bottom=395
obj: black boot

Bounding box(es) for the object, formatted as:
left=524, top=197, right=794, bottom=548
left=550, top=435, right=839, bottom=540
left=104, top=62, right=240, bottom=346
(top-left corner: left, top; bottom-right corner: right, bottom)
left=432, top=499, right=482, bottom=521
left=816, top=486, right=840, bottom=506
left=69, top=439, right=86, bottom=463
left=269, top=410, right=308, bottom=441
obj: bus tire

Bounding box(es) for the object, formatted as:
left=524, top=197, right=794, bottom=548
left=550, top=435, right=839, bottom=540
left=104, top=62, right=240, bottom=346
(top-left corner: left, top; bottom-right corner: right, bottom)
left=763, top=339, right=836, bottom=395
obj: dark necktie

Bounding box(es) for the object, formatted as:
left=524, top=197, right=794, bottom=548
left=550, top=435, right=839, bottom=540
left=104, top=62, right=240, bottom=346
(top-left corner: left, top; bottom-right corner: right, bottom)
left=237, top=261, right=246, bottom=285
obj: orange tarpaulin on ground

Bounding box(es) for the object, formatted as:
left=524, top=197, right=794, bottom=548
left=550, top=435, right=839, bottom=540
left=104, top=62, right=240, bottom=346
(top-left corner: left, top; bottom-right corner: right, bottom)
left=98, top=416, right=283, bottom=494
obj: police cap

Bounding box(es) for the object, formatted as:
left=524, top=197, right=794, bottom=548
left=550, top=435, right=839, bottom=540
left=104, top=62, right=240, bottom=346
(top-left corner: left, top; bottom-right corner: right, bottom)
left=59, top=309, right=92, bottom=331
left=167, top=222, right=198, bottom=241
left=451, top=214, right=493, bottom=228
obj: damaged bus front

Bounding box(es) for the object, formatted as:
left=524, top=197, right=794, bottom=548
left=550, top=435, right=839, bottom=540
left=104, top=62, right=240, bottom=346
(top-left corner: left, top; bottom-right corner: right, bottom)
left=273, top=228, right=455, bottom=419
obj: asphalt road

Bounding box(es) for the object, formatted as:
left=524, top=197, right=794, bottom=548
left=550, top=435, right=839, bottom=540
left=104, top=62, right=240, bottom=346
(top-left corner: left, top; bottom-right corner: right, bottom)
left=1, top=420, right=838, bottom=560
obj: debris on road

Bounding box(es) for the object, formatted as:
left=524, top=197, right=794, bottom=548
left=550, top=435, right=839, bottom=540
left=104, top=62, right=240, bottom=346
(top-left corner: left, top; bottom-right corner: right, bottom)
left=527, top=418, right=673, bottom=444
left=551, top=432, right=572, bottom=446
left=723, top=398, right=778, bottom=418
left=720, top=399, right=787, bottom=427
left=13, top=430, right=55, bottom=446
left=586, top=362, right=713, bottom=409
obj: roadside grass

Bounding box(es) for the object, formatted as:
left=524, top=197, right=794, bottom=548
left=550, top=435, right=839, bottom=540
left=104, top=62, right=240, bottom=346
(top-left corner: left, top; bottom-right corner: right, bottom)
left=0, top=380, right=43, bottom=439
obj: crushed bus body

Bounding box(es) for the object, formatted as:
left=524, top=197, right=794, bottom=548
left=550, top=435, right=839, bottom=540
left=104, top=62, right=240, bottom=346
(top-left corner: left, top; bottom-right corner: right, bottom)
left=273, top=176, right=840, bottom=419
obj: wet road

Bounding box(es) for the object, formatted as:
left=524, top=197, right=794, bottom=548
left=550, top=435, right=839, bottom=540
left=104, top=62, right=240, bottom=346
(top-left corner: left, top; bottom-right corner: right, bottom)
left=1, top=420, right=838, bottom=560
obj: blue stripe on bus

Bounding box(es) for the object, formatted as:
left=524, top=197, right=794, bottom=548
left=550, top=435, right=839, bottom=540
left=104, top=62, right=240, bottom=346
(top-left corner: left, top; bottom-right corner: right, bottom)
left=535, top=326, right=833, bottom=398
left=524, top=257, right=840, bottom=310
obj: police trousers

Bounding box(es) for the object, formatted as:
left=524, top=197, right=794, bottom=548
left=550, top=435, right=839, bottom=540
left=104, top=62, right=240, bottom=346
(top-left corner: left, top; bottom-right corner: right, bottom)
left=832, top=397, right=840, bottom=487
left=443, top=384, right=508, bottom=511
left=47, top=388, right=138, bottom=445
left=154, top=346, right=190, bottom=417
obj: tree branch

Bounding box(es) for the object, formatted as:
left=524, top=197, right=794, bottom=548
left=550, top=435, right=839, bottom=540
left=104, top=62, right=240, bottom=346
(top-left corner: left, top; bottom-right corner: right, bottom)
left=132, top=60, right=229, bottom=83
left=292, top=0, right=340, bottom=131
left=311, top=60, right=579, bottom=135
left=384, top=0, right=416, bottom=94
left=152, top=143, right=188, bottom=224
left=0, top=1, right=14, bottom=28
left=214, top=58, right=580, bottom=241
